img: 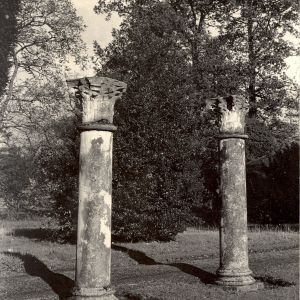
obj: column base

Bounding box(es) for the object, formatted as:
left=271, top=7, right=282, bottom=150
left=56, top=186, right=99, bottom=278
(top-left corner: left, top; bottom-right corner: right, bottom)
left=215, top=268, right=264, bottom=291
left=216, top=281, right=264, bottom=292
left=216, top=268, right=256, bottom=286
left=69, top=287, right=118, bottom=300
left=215, top=275, right=256, bottom=286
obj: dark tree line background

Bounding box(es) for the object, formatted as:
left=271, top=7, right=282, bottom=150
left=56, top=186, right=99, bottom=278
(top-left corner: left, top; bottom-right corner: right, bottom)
left=0, top=0, right=299, bottom=242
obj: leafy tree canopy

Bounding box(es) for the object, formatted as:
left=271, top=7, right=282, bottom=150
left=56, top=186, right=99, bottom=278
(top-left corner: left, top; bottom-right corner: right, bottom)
left=91, top=0, right=299, bottom=240
left=1, top=0, right=86, bottom=124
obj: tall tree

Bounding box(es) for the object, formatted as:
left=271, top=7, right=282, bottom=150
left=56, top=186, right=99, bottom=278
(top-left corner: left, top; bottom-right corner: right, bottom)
left=1, top=0, right=86, bottom=121
left=92, top=0, right=299, bottom=241
left=0, top=0, right=21, bottom=97
left=0, top=0, right=85, bottom=223
left=95, top=0, right=231, bottom=97
left=93, top=1, right=228, bottom=240
left=221, top=0, right=299, bottom=117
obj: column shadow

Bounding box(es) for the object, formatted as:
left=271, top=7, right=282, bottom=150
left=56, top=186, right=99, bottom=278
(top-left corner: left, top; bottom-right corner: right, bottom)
left=112, top=245, right=216, bottom=284
left=3, top=251, right=74, bottom=300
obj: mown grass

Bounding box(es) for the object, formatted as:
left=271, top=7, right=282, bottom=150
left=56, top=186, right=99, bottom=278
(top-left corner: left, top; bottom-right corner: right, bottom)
left=0, top=218, right=299, bottom=300
left=118, top=228, right=298, bottom=265
left=0, top=218, right=75, bottom=276
left=0, top=218, right=298, bottom=275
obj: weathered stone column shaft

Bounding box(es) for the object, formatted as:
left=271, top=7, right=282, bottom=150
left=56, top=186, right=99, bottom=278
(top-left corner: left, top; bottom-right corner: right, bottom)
left=67, top=76, right=127, bottom=299
left=218, top=137, right=253, bottom=283
left=76, top=130, right=113, bottom=289
left=206, top=95, right=256, bottom=287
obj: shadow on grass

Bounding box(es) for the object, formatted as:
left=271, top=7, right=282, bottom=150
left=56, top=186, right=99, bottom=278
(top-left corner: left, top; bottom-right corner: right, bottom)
left=9, top=228, right=76, bottom=244
left=3, top=251, right=74, bottom=300
left=254, top=275, right=296, bottom=288
left=112, top=245, right=216, bottom=284
left=10, top=228, right=56, bottom=241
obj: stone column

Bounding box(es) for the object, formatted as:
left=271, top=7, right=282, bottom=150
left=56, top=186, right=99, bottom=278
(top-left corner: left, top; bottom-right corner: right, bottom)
left=67, top=76, right=127, bottom=300
left=206, top=95, right=262, bottom=290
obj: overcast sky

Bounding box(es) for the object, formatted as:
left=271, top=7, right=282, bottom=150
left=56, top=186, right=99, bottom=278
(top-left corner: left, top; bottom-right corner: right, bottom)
left=69, top=0, right=121, bottom=76
left=71, top=1, right=299, bottom=83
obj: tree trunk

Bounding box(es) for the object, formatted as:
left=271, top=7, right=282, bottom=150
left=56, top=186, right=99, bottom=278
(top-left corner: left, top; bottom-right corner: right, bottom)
left=1, top=52, right=19, bottom=121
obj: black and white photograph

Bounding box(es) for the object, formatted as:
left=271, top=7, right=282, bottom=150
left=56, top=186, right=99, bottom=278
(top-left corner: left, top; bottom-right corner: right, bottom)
left=0, top=0, right=299, bottom=299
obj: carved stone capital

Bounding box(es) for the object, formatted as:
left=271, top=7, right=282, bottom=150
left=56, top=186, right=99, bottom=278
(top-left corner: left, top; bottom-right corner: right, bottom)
left=206, top=95, right=249, bottom=134
left=67, top=76, right=127, bottom=124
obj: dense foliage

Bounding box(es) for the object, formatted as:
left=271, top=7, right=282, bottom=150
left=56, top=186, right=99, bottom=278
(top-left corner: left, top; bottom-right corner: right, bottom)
left=0, top=0, right=86, bottom=131
left=247, top=142, right=299, bottom=224
left=0, top=0, right=85, bottom=236
left=91, top=0, right=299, bottom=240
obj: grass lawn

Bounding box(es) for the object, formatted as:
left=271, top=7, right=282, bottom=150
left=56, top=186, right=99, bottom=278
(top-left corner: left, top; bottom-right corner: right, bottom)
left=0, top=218, right=298, bottom=299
